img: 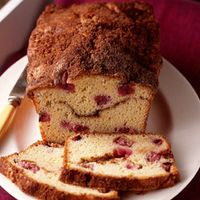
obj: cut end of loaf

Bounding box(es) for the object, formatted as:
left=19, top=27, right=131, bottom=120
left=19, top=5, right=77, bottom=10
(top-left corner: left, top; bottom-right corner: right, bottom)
left=32, top=75, right=155, bottom=144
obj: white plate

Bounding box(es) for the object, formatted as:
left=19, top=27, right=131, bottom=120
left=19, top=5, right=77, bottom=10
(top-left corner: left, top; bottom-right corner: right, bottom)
left=0, top=56, right=200, bottom=200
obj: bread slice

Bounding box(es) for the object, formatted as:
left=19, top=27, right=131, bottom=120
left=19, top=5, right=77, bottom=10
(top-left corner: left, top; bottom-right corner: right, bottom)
left=61, top=133, right=180, bottom=192
left=27, top=2, right=162, bottom=144
left=0, top=141, right=119, bottom=200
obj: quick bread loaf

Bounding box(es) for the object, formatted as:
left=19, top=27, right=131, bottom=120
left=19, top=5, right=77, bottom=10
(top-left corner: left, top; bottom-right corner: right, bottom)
left=27, top=2, right=162, bottom=144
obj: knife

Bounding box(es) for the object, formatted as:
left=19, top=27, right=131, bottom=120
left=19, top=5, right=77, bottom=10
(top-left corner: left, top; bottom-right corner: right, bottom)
left=0, top=67, right=27, bottom=140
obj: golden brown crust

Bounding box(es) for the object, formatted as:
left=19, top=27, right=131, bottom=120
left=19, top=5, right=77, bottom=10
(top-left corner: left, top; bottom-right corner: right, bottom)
left=60, top=167, right=179, bottom=192
left=0, top=149, right=119, bottom=200
left=27, top=2, right=162, bottom=95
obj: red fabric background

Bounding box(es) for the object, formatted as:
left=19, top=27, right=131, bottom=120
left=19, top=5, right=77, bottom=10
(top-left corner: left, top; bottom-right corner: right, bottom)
left=0, top=0, right=199, bottom=199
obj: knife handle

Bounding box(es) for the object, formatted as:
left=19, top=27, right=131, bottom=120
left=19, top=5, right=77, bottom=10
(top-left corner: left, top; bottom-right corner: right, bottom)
left=0, top=104, right=16, bottom=140
left=0, top=97, right=21, bottom=141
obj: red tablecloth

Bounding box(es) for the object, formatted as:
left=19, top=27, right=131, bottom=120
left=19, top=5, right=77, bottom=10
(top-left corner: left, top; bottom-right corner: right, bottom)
left=0, top=0, right=200, bottom=199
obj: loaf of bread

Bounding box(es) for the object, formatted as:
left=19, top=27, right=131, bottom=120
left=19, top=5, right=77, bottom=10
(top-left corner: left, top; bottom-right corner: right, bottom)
left=0, top=141, right=119, bottom=200
left=60, top=133, right=179, bottom=192
left=27, top=2, right=162, bottom=144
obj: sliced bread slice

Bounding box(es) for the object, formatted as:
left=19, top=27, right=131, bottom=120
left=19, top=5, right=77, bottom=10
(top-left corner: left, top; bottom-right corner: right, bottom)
left=0, top=141, right=119, bottom=200
left=61, top=133, right=180, bottom=192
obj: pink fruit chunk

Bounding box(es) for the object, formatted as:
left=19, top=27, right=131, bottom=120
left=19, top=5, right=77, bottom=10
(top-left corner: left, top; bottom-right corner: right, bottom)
left=152, top=139, right=163, bottom=146
left=126, top=161, right=142, bottom=170
left=162, top=162, right=172, bottom=172
left=60, top=121, right=89, bottom=133
left=61, top=83, right=75, bottom=93
left=73, top=124, right=89, bottom=133
left=113, top=136, right=134, bottom=147
left=64, top=83, right=75, bottom=92
left=39, top=112, right=50, bottom=122
left=94, top=95, right=111, bottom=106
left=71, top=134, right=82, bottom=141
left=146, top=151, right=161, bottom=163
left=117, top=84, right=134, bottom=96
left=60, top=121, right=73, bottom=131
left=113, top=146, right=133, bottom=158
left=18, top=160, right=40, bottom=173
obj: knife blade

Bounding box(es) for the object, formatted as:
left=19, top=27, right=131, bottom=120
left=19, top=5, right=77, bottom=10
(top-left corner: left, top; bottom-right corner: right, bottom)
left=0, top=66, right=27, bottom=141
left=8, top=66, right=27, bottom=106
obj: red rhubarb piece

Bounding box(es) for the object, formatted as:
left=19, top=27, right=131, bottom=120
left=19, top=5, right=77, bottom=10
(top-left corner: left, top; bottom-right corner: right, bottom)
left=73, top=124, right=89, bottom=133
left=162, top=162, right=172, bottom=172
left=94, top=95, right=111, bottom=106
left=18, top=160, right=40, bottom=173
left=61, top=121, right=89, bottom=133
left=39, top=112, right=50, bottom=122
left=64, top=83, right=75, bottom=93
left=152, top=139, right=163, bottom=146
left=126, top=161, right=142, bottom=170
left=60, top=121, right=73, bottom=131
left=113, top=146, right=133, bottom=158
left=146, top=151, right=161, bottom=162
left=118, top=84, right=134, bottom=96
left=113, top=136, right=134, bottom=147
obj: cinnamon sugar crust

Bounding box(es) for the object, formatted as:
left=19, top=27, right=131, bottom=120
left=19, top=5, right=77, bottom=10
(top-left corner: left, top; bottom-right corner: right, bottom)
left=27, top=2, right=162, bottom=94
